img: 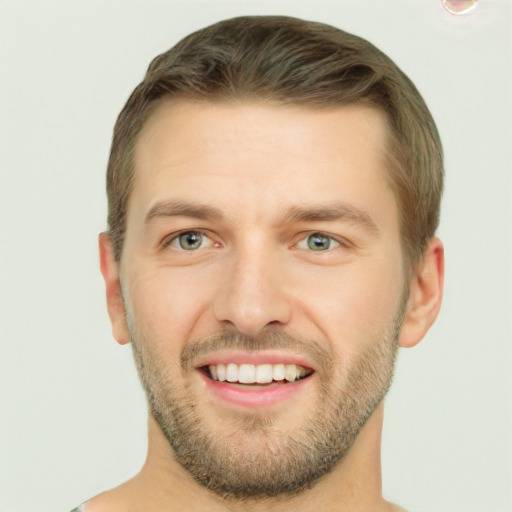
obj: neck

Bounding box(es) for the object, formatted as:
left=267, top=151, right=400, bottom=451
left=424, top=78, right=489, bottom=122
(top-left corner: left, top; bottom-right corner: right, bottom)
left=127, top=403, right=389, bottom=512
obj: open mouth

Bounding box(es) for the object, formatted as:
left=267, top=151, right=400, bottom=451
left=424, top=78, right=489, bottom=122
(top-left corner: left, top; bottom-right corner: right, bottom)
left=198, top=360, right=315, bottom=407
left=202, top=363, right=313, bottom=386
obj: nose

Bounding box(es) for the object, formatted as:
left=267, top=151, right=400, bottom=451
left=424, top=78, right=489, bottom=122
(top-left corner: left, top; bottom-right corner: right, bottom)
left=212, top=242, right=292, bottom=337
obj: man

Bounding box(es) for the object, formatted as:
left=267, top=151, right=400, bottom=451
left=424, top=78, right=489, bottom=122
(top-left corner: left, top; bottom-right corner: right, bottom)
left=77, top=15, right=444, bottom=512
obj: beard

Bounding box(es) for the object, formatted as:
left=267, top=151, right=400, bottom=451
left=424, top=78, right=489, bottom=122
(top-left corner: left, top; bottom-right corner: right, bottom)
left=128, top=309, right=404, bottom=502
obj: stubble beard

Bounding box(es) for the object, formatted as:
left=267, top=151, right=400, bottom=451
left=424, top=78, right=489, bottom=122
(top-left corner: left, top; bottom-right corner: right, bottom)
left=129, top=312, right=403, bottom=502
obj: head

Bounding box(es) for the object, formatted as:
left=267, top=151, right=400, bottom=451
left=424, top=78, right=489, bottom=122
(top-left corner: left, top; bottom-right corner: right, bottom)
left=99, top=15, right=444, bottom=503
left=106, top=15, right=443, bottom=274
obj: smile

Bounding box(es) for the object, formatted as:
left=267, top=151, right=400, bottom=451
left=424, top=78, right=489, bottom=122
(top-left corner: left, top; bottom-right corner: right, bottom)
left=198, top=358, right=315, bottom=408
left=206, top=363, right=312, bottom=384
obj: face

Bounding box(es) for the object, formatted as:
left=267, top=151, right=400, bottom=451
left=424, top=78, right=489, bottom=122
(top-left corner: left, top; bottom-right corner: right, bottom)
left=117, top=101, right=408, bottom=498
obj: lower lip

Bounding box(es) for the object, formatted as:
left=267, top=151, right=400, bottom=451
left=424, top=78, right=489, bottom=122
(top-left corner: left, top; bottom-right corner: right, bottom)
left=200, top=372, right=312, bottom=408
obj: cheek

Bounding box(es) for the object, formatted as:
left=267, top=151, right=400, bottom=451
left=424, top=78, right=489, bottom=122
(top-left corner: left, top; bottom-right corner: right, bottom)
left=124, top=265, right=217, bottom=345
left=295, top=258, right=404, bottom=350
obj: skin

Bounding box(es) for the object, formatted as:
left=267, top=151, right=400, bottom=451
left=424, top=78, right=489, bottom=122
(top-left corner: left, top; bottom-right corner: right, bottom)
left=93, top=101, right=444, bottom=512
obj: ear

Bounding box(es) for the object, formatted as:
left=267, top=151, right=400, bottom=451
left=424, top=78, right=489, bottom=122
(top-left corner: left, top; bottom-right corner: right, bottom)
left=399, top=237, right=444, bottom=348
left=98, top=233, right=130, bottom=345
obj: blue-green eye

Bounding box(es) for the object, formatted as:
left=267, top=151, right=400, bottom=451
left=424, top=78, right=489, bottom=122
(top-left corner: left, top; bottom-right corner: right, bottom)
left=297, top=232, right=340, bottom=252
left=169, top=231, right=212, bottom=251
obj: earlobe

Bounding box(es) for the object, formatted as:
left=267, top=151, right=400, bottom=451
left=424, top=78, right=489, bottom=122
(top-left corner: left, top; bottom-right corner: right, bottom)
left=98, top=233, right=130, bottom=345
left=399, top=237, right=445, bottom=348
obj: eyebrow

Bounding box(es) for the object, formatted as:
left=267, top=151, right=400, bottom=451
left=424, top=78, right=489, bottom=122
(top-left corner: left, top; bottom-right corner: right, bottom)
left=145, top=200, right=224, bottom=223
left=282, top=202, right=380, bottom=236
left=145, top=199, right=380, bottom=236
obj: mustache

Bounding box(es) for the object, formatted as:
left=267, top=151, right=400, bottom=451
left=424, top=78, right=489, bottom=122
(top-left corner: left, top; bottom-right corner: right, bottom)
left=181, top=329, right=333, bottom=371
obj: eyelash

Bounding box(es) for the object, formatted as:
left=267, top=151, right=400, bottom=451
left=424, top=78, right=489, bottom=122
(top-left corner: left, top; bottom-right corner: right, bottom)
left=161, top=230, right=216, bottom=251
left=161, top=230, right=349, bottom=254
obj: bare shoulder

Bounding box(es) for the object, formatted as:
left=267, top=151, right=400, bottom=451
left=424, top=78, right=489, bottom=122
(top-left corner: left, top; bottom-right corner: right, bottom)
left=78, top=480, right=138, bottom=512
left=383, top=501, right=409, bottom=512
left=388, top=504, right=409, bottom=512
left=78, top=492, right=121, bottom=512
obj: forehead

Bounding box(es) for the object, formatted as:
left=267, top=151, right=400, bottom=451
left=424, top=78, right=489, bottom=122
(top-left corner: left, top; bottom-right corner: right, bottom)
left=128, top=100, right=397, bottom=228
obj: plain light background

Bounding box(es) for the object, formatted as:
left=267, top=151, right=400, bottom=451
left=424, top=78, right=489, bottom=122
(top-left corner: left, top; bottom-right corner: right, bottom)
left=1, top=1, right=511, bottom=511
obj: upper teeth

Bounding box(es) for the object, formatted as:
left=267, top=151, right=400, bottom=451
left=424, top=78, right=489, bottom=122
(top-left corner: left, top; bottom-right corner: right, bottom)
left=208, top=363, right=309, bottom=384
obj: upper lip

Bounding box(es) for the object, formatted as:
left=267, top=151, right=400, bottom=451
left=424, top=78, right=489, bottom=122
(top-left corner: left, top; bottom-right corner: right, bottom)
left=194, top=350, right=315, bottom=371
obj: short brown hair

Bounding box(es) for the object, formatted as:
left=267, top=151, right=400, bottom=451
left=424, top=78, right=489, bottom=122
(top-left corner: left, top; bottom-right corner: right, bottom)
left=106, top=15, right=443, bottom=270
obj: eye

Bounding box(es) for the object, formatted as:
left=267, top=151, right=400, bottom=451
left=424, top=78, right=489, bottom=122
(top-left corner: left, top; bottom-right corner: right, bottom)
left=167, top=231, right=215, bottom=251
left=296, top=232, right=341, bottom=252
